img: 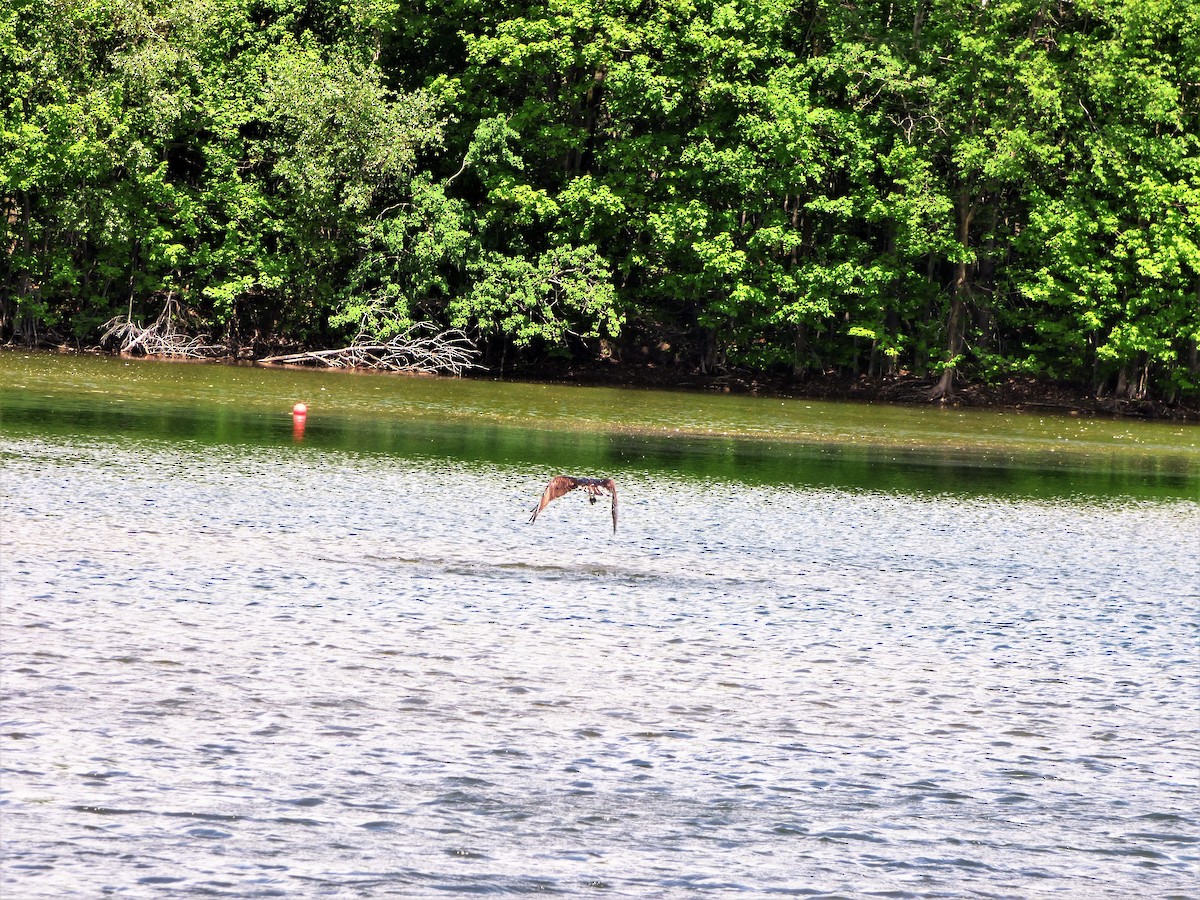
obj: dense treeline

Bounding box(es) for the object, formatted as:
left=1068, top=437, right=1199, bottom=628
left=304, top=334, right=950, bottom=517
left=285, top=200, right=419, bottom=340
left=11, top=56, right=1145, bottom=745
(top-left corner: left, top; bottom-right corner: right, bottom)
left=3, top=0, right=1198, bottom=400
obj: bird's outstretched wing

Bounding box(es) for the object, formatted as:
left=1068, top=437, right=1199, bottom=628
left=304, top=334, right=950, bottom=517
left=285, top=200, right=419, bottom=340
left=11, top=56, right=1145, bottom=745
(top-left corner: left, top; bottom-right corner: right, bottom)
left=602, top=478, right=618, bottom=533
left=529, top=475, right=619, bottom=531
left=528, top=476, right=579, bottom=524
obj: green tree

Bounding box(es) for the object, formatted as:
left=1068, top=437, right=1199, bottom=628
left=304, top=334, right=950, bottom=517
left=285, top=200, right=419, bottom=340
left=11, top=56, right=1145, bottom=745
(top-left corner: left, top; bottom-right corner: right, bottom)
left=1013, top=0, right=1200, bottom=398
left=1, top=0, right=445, bottom=349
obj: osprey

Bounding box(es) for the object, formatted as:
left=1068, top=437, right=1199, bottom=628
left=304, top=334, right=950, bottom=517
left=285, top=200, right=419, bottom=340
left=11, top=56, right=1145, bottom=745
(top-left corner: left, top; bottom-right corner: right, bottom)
left=529, top=476, right=618, bottom=532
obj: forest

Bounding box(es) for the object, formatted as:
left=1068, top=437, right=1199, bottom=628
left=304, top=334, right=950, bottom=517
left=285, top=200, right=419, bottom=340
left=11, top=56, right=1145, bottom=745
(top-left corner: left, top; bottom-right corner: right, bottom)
left=2, top=0, right=1198, bottom=403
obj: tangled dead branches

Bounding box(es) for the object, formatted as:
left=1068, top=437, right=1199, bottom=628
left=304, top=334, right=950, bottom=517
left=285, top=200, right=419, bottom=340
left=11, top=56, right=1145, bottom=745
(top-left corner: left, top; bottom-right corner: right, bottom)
left=259, top=323, right=483, bottom=376
left=100, top=296, right=226, bottom=358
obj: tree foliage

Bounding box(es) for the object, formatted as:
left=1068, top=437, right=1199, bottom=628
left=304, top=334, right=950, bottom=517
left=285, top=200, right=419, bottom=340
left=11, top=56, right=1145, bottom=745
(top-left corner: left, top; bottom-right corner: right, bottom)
left=3, top=0, right=1197, bottom=399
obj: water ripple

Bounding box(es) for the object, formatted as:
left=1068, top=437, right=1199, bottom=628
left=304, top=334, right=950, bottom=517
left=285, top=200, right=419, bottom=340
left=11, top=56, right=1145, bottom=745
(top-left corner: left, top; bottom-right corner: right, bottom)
left=2, top=434, right=1197, bottom=897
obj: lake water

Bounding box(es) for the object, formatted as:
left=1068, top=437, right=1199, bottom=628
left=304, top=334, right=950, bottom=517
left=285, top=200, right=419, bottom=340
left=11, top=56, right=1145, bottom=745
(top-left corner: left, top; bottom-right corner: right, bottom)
left=2, top=352, right=1198, bottom=898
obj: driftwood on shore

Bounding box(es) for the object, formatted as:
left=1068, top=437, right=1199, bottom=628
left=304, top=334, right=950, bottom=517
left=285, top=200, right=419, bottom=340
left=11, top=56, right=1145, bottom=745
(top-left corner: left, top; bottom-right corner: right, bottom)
left=100, top=296, right=226, bottom=358
left=259, top=324, right=483, bottom=376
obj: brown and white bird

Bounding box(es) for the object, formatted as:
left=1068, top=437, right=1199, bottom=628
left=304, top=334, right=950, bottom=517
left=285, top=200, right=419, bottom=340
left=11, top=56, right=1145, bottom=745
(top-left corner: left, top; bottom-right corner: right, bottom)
left=528, top=476, right=618, bottom=532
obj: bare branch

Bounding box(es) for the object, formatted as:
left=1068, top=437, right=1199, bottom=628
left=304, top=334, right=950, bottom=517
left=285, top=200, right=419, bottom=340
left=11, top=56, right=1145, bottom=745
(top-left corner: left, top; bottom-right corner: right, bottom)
left=100, top=295, right=226, bottom=358
left=259, top=322, right=483, bottom=375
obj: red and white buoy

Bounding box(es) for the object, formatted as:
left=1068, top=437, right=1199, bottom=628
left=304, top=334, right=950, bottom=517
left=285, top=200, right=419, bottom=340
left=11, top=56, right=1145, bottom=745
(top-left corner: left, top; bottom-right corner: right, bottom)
left=292, top=402, right=308, bottom=441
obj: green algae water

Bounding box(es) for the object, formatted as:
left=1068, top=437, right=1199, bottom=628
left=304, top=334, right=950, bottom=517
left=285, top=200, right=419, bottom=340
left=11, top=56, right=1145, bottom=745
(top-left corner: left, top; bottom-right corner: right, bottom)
left=2, top=351, right=1198, bottom=898
left=1, top=351, right=1196, bottom=498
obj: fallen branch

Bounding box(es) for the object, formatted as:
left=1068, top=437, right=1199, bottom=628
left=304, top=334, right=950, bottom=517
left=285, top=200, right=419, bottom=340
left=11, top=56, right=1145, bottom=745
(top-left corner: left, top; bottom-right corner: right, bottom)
left=259, top=323, right=483, bottom=376
left=100, top=295, right=226, bottom=358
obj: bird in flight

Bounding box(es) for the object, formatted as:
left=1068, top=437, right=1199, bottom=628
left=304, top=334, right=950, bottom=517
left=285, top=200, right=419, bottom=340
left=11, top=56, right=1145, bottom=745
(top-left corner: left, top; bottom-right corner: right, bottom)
left=529, top=476, right=618, bottom=532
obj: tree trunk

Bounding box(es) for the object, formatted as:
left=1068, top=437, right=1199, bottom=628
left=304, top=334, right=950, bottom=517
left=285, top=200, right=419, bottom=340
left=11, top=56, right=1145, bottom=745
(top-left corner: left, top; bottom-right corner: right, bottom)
left=792, top=323, right=808, bottom=378
left=886, top=308, right=900, bottom=376
left=1, top=196, right=15, bottom=335
left=929, top=195, right=974, bottom=400
left=699, top=327, right=724, bottom=375
left=929, top=294, right=965, bottom=400
left=13, top=191, right=35, bottom=344
left=568, top=68, right=606, bottom=176
left=1191, top=283, right=1200, bottom=377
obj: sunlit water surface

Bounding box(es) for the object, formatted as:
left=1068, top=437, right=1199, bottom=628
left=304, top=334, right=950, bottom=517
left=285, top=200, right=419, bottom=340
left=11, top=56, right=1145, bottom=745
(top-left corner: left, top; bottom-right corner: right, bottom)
left=2, top=354, right=1198, bottom=898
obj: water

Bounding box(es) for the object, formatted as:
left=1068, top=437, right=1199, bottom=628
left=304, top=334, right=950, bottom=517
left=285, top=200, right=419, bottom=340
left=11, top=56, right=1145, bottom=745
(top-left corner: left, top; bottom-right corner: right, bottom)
left=2, top=353, right=1198, bottom=897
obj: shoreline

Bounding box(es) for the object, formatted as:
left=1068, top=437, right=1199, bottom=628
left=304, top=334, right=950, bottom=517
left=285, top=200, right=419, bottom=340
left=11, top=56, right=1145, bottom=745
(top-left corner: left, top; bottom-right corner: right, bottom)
left=7, top=344, right=1199, bottom=421
left=498, top=359, right=1200, bottom=422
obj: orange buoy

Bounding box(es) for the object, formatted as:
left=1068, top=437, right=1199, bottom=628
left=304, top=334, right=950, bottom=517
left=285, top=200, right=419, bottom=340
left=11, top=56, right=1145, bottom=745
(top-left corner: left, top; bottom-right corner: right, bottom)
left=292, top=403, right=307, bottom=442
